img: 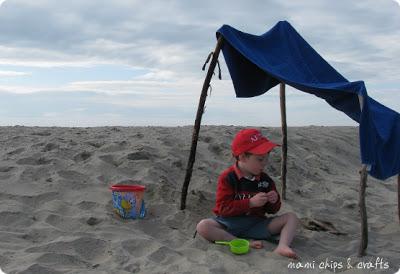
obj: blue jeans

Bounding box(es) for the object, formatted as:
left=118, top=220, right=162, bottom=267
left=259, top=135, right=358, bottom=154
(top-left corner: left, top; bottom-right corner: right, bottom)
left=213, top=215, right=280, bottom=243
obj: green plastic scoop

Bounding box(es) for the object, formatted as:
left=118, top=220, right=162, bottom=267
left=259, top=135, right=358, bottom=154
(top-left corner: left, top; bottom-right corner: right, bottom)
left=215, top=238, right=250, bottom=255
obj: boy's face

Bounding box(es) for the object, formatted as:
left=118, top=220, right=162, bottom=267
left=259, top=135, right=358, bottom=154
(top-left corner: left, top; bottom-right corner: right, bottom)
left=239, top=153, right=269, bottom=176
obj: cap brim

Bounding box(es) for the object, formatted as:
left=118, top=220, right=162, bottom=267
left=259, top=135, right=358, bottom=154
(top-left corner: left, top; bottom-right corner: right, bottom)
left=248, top=141, right=280, bottom=155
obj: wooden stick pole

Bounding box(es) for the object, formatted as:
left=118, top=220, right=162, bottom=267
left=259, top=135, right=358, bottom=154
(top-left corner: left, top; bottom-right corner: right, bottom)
left=398, top=174, right=400, bottom=223
left=280, top=83, right=287, bottom=200
left=358, top=165, right=368, bottom=257
left=180, top=37, right=224, bottom=210
left=357, top=95, right=369, bottom=256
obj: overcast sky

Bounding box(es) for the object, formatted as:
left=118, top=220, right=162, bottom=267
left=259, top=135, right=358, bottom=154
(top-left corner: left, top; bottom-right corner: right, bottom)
left=0, top=0, right=399, bottom=127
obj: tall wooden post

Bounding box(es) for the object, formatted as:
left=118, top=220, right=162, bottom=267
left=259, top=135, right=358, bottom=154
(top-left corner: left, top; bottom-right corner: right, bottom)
left=280, top=83, right=287, bottom=200
left=357, top=94, right=368, bottom=256
left=180, top=37, right=224, bottom=210
left=398, top=174, right=400, bottom=223
left=358, top=165, right=368, bottom=257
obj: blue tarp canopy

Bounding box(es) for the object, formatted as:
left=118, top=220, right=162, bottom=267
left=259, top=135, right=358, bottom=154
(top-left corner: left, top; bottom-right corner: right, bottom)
left=216, top=21, right=400, bottom=180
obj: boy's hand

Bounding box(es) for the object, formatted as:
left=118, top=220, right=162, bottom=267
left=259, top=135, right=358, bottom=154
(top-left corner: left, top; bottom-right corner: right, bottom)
left=265, top=191, right=278, bottom=203
left=249, top=192, right=269, bottom=208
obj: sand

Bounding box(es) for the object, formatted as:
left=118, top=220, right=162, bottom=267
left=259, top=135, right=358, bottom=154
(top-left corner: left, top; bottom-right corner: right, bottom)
left=0, top=125, right=398, bottom=274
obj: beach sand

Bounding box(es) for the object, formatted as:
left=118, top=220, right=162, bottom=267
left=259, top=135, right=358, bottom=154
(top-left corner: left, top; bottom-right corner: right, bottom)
left=0, top=125, right=398, bottom=274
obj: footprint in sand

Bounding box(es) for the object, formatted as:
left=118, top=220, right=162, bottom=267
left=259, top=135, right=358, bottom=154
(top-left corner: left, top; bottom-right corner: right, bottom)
left=73, top=151, right=92, bottom=162
left=208, top=143, right=227, bottom=156
left=199, top=135, right=213, bottom=143
left=85, top=141, right=105, bottom=148
left=0, top=211, right=36, bottom=227
left=19, top=264, right=63, bottom=274
left=30, top=142, right=47, bottom=149
left=86, top=217, right=102, bottom=226
left=161, top=137, right=179, bottom=147
left=126, top=151, right=152, bottom=161
left=42, top=143, right=59, bottom=152
left=45, top=214, right=84, bottom=232
left=16, top=157, right=52, bottom=165
left=123, top=262, right=141, bottom=273
left=77, top=201, right=98, bottom=210
left=171, top=159, right=183, bottom=169
left=26, top=236, right=109, bottom=262
left=98, top=154, right=123, bottom=167
left=19, top=166, right=51, bottom=182
left=99, top=141, right=128, bottom=153
left=57, top=170, right=89, bottom=183
left=0, top=166, right=15, bottom=172
left=6, top=147, right=25, bottom=156
left=121, top=238, right=160, bottom=258
left=36, top=253, right=91, bottom=268
left=148, top=246, right=183, bottom=265
left=28, top=192, right=60, bottom=208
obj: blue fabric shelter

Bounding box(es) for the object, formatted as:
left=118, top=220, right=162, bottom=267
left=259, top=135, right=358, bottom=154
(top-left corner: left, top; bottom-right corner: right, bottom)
left=216, top=21, right=400, bottom=180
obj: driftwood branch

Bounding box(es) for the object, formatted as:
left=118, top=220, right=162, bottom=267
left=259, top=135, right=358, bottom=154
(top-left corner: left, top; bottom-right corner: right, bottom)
left=280, top=83, right=287, bottom=200
left=180, top=36, right=224, bottom=210
left=301, top=217, right=347, bottom=235
left=358, top=165, right=368, bottom=257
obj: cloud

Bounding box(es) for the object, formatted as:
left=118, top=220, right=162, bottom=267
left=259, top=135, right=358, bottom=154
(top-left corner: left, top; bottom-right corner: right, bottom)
left=0, top=0, right=398, bottom=126
left=0, top=70, right=31, bottom=77
left=0, top=0, right=398, bottom=81
left=0, top=0, right=400, bottom=79
left=0, top=44, right=122, bottom=68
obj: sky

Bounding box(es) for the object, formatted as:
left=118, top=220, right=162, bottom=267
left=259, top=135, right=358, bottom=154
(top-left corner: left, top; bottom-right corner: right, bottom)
left=0, top=0, right=399, bottom=127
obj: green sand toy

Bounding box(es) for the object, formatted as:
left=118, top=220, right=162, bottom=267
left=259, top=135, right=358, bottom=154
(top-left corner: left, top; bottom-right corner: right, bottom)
left=215, top=239, right=250, bottom=255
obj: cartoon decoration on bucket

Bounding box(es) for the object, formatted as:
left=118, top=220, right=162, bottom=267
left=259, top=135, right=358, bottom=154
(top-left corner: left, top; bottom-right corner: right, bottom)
left=110, top=185, right=146, bottom=219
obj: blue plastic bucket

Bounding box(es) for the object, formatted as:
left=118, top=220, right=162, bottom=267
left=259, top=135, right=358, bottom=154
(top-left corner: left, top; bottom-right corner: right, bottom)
left=110, top=184, right=146, bottom=219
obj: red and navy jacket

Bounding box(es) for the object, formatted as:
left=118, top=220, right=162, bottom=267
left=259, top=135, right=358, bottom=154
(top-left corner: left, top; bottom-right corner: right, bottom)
left=213, top=164, right=281, bottom=217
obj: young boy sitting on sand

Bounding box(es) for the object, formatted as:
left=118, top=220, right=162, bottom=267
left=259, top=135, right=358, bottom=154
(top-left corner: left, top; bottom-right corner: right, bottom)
left=196, top=128, right=299, bottom=259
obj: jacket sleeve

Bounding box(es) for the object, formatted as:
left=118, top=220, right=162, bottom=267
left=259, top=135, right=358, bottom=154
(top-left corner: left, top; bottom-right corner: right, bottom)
left=214, top=173, right=250, bottom=217
left=264, top=182, right=281, bottom=214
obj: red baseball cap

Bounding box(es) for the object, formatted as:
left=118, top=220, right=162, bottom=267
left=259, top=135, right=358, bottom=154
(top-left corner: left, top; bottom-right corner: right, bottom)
left=231, top=128, right=280, bottom=157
